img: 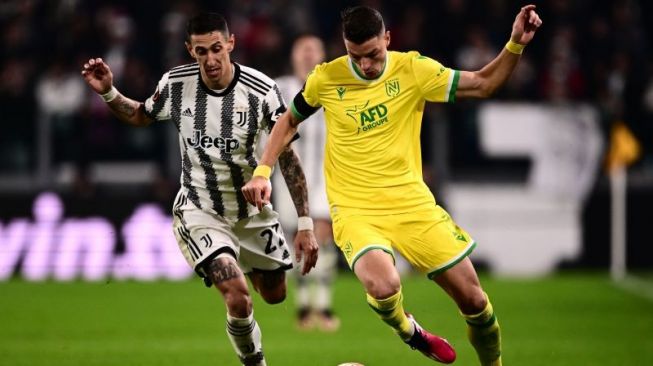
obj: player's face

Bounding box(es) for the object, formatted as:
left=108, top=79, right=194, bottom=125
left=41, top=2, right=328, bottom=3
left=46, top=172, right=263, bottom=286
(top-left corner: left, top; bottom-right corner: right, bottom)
left=344, top=31, right=390, bottom=79
left=292, top=36, right=325, bottom=80
left=186, top=31, right=234, bottom=89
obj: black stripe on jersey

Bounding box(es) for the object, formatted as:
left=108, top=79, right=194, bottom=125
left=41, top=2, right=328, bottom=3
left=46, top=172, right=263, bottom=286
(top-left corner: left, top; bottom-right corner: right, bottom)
left=177, top=227, right=199, bottom=260
left=170, top=65, right=199, bottom=73
left=221, top=92, right=250, bottom=220
left=244, top=93, right=260, bottom=169
left=239, top=78, right=268, bottom=96
left=272, top=84, right=284, bottom=106
left=194, top=82, right=226, bottom=216
left=293, top=92, right=320, bottom=120
left=171, top=82, right=183, bottom=134
left=241, top=70, right=272, bottom=88
left=172, top=82, right=201, bottom=208
left=182, top=226, right=203, bottom=259
left=169, top=71, right=199, bottom=79
left=172, top=196, right=202, bottom=261
left=148, top=83, right=169, bottom=120
left=170, top=63, right=198, bottom=72
left=240, top=72, right=272, bottom=92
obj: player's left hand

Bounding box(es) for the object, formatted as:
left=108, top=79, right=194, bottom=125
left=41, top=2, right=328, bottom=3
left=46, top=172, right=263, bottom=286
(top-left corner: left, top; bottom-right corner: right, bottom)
left=294, top=229, right=319, bottom=275
left=510, top=4, right=543, bottom=45
left=242, top=176, right=271, bottom=210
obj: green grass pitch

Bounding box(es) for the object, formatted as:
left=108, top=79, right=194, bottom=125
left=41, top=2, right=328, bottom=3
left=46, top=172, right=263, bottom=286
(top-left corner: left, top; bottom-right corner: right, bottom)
left=1, top=272, right=652, bottom=366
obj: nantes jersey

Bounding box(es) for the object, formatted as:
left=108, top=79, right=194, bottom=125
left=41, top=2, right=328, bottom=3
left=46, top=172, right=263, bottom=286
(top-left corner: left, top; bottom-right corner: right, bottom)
left=291, top=51, right=460, bottom=214
left=144, top=62, right=286, bottom=223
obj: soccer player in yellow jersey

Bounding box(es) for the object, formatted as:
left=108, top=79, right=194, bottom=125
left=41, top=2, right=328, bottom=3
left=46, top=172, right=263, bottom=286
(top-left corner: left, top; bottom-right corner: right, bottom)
left=243, top=4, right=542, bottom=365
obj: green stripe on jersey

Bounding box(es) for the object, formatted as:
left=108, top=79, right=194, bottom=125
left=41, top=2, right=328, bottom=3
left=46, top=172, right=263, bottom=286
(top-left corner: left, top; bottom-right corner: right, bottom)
left=448, top=70, right=460, bottom=103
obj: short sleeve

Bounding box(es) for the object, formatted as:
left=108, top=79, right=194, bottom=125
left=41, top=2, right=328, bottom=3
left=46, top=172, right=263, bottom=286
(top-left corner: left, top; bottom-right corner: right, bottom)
left=262, top=83, right=287, bottom=132
left=290, top=64, right=323, bottom=121
left=411, top=54, right=460, bottom=103
left=144, top=72, right=171, bottom=121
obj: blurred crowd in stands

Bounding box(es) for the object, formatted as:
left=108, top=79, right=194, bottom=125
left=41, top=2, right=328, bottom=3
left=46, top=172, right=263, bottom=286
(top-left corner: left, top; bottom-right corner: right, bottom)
left=1, top=0, right=652, bottom=195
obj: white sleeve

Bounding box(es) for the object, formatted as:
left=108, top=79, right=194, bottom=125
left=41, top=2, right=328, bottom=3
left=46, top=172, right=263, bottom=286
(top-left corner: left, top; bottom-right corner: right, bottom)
left=143, top=72, right=171, bottom=121
left=263, top=83, right=287, bottom=133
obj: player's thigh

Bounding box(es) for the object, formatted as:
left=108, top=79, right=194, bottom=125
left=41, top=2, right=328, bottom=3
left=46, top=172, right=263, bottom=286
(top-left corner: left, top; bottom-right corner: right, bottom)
left=172, top=194, right=241, bottom=279
left=235, top=205, right=293, bottom=274
left=331, top=213, right=394, bottom=271
left=392, top=205, right=476, bottom=278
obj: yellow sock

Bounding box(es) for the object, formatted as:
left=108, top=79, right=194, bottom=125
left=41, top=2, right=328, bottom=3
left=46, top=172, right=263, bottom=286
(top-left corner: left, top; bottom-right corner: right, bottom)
left=366, top=289, right=413, bottom=340
left=462, top=293, right=502, bottom=366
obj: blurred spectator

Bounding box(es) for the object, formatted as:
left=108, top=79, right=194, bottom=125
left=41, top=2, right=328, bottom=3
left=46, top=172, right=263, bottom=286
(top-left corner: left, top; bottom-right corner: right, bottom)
left=0, top=0, right=651, bottom=186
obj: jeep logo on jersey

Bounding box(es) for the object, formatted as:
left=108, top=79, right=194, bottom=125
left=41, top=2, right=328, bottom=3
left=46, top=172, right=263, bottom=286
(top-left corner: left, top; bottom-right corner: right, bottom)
left=346, top=101, right=389, bottom=134
left=187, top=130, right=239, bottom=153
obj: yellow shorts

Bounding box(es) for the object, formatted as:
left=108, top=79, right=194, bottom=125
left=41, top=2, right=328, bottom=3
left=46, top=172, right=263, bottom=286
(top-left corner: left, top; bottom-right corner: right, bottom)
left=332, top=205, right=476, bottom=279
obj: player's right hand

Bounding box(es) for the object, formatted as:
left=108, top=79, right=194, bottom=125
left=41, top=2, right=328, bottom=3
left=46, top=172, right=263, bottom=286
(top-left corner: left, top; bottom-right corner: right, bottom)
left=81, top=58, right=114, bottom=94
left=294, top=229, right=319, bottom=275
left=242, top=176, right=272, bottom=210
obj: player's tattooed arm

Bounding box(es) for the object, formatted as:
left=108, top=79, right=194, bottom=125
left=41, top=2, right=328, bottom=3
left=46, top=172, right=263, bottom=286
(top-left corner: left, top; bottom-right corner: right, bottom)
left=278, top=146, right=309, bottom=217
left=107, top=94, right=153, bottom=127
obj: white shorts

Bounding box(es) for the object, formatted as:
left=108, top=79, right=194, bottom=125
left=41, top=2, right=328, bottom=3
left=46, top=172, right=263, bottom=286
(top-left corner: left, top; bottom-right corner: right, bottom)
left=172, top=191, right=293, bottom=282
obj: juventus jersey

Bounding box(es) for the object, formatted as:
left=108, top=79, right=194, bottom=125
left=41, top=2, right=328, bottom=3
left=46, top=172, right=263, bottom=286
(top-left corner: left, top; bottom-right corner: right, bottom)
left=144, top=62, right=286, bottom=223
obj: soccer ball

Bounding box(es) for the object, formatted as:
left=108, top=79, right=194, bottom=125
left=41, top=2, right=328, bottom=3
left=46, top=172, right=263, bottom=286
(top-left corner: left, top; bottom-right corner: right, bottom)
left=337, top=363, right=364, bottom=366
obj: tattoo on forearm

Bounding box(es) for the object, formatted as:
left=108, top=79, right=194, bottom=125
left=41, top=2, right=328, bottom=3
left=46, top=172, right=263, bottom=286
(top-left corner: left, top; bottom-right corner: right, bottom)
left=116, top=98, right=136, bottom=117
left=279, top=147, right=309, bottom=217
left=208, top=259, right=242, bottom=284
left=113, top=95, right=137, bottom=117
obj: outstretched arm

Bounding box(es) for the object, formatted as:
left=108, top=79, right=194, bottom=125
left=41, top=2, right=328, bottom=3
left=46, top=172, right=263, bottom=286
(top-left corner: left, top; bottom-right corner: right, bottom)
left=81, top=58, right=153, bottom=127
left=456, top=4, right=542, bottom=99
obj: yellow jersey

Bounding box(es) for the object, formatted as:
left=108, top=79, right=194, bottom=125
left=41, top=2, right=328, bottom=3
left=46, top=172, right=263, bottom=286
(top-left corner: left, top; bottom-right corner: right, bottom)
left=290, top=51, right=460, bottom=215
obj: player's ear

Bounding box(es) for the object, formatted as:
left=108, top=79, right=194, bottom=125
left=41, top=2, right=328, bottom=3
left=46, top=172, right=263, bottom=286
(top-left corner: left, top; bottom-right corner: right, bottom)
left=384, top=31, right=391, bottom=48
left=227, top=34, right=235, bottom=53
left=185, top=41, right=195, bottom=58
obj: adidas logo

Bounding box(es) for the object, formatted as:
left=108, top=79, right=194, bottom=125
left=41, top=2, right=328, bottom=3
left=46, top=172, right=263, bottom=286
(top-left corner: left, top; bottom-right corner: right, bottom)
left=181, top=108, right=193, bottom=118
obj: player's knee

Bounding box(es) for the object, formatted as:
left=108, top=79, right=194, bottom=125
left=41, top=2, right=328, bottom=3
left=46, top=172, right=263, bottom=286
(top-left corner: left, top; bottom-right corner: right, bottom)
left=459, top=289, right=488, bottom=315
left=259, top=283, right=287, bottom=304
left=364, top=276, right=401, bottom=299
left=224, top=287, right=253, bottom=317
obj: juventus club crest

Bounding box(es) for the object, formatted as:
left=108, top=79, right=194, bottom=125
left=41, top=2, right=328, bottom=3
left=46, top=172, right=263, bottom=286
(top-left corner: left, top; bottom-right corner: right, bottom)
left=235, top=107, right=248, bottom=128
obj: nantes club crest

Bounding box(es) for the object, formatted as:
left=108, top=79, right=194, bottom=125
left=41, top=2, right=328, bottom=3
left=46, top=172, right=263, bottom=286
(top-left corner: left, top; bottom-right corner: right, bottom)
left=385, top=78, right=400, bottom=98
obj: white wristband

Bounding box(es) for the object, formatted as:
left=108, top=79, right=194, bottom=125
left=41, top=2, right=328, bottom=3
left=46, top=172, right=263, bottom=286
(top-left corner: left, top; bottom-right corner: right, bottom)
left=100, top=86, right=118, bottom=102
left=297, top=216, right=313, bottom=231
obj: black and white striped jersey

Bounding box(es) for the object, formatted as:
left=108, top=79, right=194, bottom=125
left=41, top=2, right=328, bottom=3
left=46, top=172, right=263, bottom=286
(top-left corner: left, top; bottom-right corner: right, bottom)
left=144, top=62, right=286, bottom=223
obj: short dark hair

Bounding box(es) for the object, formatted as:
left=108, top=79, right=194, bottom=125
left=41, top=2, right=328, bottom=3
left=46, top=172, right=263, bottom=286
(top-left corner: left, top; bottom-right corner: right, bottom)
left=186, top=13, right=229, bottom=42
left=341, top=6, right=385, bottom=44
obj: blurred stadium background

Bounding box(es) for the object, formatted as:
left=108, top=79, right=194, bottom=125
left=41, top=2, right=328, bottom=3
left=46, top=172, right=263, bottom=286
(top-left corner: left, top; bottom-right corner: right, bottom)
left=1, top=0, right=652, bottom=365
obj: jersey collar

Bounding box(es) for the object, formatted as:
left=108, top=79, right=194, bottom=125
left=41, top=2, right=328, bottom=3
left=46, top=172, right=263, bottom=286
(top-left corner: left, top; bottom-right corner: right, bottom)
left=348, top=52, right=390, bottom=82
left=199, top=63, right=240, bottom=97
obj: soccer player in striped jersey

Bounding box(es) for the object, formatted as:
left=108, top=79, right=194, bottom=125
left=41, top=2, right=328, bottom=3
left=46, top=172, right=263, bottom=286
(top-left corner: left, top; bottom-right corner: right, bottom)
left=273, top=35, right=340, bottom=332
left=243, top=5, right=542, bottom=366
left=82, top=12, right=319, bottom=366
